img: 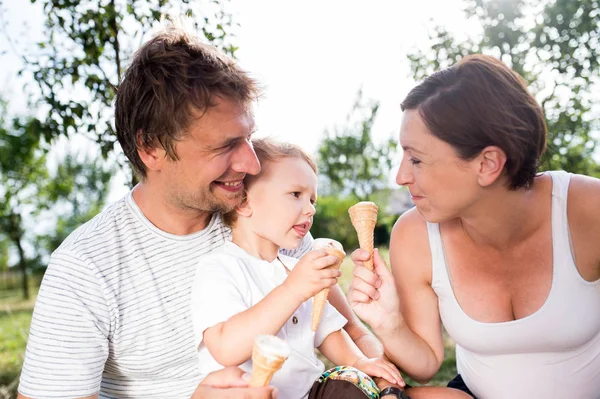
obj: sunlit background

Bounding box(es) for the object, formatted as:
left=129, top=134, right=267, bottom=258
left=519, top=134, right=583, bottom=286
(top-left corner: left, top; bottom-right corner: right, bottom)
left=1, top=0, right=599, bottom=396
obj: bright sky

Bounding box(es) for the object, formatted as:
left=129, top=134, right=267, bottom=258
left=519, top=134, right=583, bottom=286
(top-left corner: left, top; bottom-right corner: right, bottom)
left=0, top=0, right=479, bottom=201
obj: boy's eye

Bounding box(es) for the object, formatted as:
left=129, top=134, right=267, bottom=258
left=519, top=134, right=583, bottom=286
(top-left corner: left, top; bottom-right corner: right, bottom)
left=291, top=192, right=301, bottom=198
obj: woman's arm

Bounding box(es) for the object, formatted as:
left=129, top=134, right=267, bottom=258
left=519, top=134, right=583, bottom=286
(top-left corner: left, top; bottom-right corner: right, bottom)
left=567, top=174, right=600, bottom=281
left=327, top=285, right=384, bottom=357
left=348, top=209, right=445, bottom=383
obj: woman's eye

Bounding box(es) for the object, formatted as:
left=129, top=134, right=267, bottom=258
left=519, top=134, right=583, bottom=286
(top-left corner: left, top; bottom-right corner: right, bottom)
left=409, top=158, right=422, bottom=165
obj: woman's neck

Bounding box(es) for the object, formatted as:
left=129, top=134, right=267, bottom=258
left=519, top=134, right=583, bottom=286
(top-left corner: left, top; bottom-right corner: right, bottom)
left=231, top=220, right=280, bottom=262
left=458, top=175, right=549, bottom=251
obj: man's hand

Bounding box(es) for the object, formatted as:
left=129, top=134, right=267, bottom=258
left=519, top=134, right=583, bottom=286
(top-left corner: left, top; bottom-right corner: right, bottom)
left=192, top=367, right=278, bottom=399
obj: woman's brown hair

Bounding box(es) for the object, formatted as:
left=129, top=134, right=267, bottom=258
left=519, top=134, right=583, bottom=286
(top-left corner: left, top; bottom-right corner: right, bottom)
left=401, top=54, right=547, bottom=189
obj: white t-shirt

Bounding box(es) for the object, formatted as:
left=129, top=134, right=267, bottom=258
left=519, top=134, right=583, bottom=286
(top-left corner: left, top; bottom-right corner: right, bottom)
left=18, top=191, right=314, bottom=399
left=191, top=241, right=347, bottom=399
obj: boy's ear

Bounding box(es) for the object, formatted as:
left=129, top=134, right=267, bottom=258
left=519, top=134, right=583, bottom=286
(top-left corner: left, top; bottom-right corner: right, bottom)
left=137, top=129, right=166, bottom=171
left=235, top=198, right=252, bottom=218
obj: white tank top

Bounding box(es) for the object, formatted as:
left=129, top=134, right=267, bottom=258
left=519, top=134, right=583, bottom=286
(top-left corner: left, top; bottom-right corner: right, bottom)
left=427, top=171, right=600, bottom=398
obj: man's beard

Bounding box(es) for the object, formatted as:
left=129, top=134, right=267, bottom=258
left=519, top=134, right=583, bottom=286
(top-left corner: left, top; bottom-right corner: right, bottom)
left=175, top=187, right=244, bottom=214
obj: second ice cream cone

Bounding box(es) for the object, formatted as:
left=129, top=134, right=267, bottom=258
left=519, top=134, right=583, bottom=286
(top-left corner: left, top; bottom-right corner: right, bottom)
left=249, top=335, right=290, bottom=388
left=311, top=239, right=346, bottom=332
left=349, top=202, right=378, bottom=271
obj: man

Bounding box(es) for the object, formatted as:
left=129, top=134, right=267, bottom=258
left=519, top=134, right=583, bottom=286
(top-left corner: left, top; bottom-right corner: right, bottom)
left=18, top=21, right=381, bottom=399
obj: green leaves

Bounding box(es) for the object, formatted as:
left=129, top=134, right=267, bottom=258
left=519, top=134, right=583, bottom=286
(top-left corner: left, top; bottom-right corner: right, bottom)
left=317, top=90, right=397, bottom=202
left=25, top=0, right=238, bottom=167
left=408, top=0, right=600, bottom=177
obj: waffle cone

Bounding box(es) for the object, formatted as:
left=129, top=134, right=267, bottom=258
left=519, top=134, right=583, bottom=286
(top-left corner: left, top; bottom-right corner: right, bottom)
left=249, top=343, right=288, bottom=387
left=311, top=247, right=345, bottom=331
left=348, top=202, right=378, bottom=271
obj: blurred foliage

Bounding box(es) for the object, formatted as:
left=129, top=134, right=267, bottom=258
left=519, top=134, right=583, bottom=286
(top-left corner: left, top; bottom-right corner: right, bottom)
left=315, top=91, right=399, bottom=249
left=16, top=0, right=237, bottom=183
left=407, top=0, right=600, bottom=177
left=0, top=100, right=113, bottom=299
left=317, top=90, right=398, bottom=202
left=311, top=196, right=359, bottom=251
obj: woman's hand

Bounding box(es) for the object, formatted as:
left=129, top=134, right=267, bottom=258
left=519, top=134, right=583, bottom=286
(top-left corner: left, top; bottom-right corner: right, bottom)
left=352, top=357, right=405, bottom=387
left=347, top=249, right=403, bottom=332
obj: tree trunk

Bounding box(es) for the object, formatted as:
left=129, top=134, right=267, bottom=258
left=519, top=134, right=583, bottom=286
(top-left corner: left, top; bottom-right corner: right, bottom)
left=15, top=238, right=29, bottom=300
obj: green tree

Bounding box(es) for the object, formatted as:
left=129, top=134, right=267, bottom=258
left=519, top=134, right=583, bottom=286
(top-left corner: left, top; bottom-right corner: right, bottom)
left=0, top=111, right=48, bottom=299
left=11, top=0, right=237, bottom=182
left=317, top=90, right=398, bottom=201
left=407, top=0, right=600, bottom=177
left=0, top=106, right=113, bottom=299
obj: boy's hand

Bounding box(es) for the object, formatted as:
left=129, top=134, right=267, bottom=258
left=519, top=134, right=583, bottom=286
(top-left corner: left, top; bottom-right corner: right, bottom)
left=352, top=357, right=405, bottom=387
left=282, top=249, right=341, bottom=303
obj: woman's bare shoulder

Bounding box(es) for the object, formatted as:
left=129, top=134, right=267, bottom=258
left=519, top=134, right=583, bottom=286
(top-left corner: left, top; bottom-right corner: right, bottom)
left=391, top=207, right=428, bottom=242
left=390, top=207, right=432, bottom=277
left=568, top=173, right=600, bottom=222
left=567, top=173, right=600, bottom=278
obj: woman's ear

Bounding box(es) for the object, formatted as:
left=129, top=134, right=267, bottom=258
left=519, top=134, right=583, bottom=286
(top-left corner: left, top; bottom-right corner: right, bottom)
left=476, top=146, right=507, bottom=187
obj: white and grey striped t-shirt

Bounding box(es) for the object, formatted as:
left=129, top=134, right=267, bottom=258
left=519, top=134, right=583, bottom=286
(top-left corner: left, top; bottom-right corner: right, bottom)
left=19, top=191, right=313, bottom=399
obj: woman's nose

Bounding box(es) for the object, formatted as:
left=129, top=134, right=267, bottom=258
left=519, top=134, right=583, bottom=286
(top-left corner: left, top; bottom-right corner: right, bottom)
left=396, top=160, right=413, bottom=186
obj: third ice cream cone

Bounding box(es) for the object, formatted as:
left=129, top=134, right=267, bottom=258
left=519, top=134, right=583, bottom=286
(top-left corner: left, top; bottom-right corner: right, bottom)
left=249, top=335, right=290, bottom=388
left=348, top=201, right=378, bottom=271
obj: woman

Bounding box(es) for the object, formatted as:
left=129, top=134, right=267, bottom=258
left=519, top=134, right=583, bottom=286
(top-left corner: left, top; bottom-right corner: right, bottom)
left=347, top=54, right=600, bottom=399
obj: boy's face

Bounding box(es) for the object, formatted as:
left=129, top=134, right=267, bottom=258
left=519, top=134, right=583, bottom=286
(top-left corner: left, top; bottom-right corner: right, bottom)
left=246, top=157, right=317, bottom=250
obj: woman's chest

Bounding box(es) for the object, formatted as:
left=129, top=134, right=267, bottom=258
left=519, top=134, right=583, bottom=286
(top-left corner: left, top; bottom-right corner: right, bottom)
left=443, top=229, right=554, bottom=323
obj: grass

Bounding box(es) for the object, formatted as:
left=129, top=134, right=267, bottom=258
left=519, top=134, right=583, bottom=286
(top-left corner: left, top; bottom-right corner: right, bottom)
left=0, top=252, right=456, bottom=399
left=0, top=309, right=31, bottom=398
left=0, top=277, right=40, bottom=399
left=317, top=248, right=457, bottom=387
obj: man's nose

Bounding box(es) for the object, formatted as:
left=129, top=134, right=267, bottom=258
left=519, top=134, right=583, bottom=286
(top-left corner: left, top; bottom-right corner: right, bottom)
left=232, top=139, right=261, bottom=175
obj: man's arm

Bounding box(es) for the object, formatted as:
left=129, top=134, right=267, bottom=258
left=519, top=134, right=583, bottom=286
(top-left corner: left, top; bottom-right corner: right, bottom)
left=18, top=249, right=109, bottom=399
left=327, top=284, right=384, bottom=357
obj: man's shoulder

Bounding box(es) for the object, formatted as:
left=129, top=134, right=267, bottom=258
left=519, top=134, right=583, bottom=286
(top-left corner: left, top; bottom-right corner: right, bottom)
left=58, top=195, right=133, bottom=253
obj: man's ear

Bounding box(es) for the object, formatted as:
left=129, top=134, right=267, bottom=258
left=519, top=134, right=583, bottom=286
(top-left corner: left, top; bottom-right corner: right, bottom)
left=476, top=145, right=507, bottom=187
left=136, top=129, right=166, bottom=171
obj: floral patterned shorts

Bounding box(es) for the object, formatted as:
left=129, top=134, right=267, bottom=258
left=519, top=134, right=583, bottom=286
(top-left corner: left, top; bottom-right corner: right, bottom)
left=308, top=366, right=380, bottom=399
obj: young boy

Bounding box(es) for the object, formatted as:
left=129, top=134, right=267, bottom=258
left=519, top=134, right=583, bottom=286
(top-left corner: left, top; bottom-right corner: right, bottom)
left=190, top=138, right=403, bottom=398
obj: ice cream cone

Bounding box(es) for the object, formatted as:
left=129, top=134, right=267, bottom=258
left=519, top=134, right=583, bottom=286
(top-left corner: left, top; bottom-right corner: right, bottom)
left=311, top=239, right=346, bottom=332
left=348, top=201, right=379, bottom=271
left=249, top=335, right=290, bottom=388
